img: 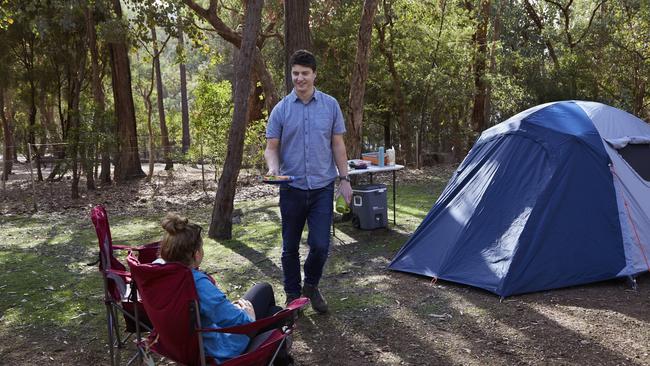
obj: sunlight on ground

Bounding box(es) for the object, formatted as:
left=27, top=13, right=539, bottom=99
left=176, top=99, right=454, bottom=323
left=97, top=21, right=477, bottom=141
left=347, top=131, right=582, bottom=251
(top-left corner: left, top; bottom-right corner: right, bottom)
left=387, top=300, right=483, bottom=365
left=530, top=302, right=650, bottom=360
left=300, top=314, right=406, bottom=365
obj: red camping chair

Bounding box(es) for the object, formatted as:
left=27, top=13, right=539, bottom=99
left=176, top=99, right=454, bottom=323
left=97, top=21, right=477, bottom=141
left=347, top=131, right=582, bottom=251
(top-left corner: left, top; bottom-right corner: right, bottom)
left=90, top=205, right=160, bottom=365
left=127, top=252, right=309, bottom=366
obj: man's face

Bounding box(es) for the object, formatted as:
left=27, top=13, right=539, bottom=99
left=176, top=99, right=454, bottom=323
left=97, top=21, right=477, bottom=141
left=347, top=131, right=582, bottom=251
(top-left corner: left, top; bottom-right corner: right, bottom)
left=291, top=64, right=316, bottom=94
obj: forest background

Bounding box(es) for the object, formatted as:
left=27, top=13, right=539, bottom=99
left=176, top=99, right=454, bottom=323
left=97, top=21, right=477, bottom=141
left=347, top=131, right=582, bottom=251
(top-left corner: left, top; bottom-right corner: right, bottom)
left=1, top=0, right=649, bottom=238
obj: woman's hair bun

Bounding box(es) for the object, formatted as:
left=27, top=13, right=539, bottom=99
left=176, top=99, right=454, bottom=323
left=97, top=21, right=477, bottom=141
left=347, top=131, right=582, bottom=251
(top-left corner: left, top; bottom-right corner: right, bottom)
left=161, top=213, right=189, bottom=235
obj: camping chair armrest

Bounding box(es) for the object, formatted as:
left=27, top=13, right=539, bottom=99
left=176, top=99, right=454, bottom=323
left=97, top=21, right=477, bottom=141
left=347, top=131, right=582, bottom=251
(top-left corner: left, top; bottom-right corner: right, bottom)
left=104, top=268, right=131, bottom=278
left=198, top=298, right=310, bottom=335
left=112, top=241, right=160, bottom=251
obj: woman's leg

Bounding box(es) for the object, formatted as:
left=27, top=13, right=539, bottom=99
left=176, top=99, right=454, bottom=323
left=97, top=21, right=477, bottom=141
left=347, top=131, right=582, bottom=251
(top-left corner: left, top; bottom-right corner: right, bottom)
left=243, top=282, right=282, bottom=319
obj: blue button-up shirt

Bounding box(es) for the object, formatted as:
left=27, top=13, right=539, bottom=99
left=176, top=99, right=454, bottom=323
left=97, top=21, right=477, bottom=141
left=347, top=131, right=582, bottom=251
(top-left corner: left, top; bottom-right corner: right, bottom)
left=266, top=88, right=346, bottom=190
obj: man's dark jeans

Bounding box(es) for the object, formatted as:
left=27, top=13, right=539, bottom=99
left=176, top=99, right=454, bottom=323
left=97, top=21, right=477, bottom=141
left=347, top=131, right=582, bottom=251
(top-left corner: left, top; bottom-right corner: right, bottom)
left=279, top=182, right=334, bottom=296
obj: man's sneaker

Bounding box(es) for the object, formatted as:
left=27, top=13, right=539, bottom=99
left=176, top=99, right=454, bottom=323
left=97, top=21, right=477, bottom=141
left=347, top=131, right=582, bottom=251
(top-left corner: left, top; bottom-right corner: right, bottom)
left=302, top=283, right=328, bottom=313
left=285, top=292, right=301, bottom=307
left=285, top=293, right=302, bottom=321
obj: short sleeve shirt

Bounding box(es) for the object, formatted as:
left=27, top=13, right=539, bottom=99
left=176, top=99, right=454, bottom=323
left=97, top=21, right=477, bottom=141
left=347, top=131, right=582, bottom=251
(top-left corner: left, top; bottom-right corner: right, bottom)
left=266, top=89, right=346, bottom=190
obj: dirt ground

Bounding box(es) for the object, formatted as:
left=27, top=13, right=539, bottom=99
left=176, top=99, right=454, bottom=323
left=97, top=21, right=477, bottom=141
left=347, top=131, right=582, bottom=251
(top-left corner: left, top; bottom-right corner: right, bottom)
left=1, top=162, right=649, bottom=366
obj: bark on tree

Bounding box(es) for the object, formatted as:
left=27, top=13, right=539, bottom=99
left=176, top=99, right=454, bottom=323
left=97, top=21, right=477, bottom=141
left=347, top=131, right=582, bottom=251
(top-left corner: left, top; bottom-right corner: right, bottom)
left=178, top=17, right=191, bottom=154
left=151, top=25, right=173, bottom=170
left=346, top=0, right=379, bottom=160
left=470, top=0, right=490, bottom=134
left=209, top=0, right=264, bottom=240
left=283, top=0, right=311, bottom=94
left=109, top=0, right=145, bottom=181
left=0, top=86, right=13, bottom=181
left=633, top=56, right=646, bottom=116
left=85, top=5, right=111, bottom=185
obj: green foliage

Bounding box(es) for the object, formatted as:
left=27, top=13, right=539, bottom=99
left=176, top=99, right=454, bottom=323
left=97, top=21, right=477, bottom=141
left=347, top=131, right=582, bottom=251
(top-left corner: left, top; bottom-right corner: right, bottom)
left=189, top=77, right=268, bottom=172
left=189, top=77, right=233, bottom=169
left=0, top=0, right=13, bottom=30
left=1, top=0, right=649, bottom=177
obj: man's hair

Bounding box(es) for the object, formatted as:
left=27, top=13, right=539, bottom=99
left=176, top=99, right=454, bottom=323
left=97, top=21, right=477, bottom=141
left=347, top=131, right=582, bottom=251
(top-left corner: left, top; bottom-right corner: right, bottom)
left=289, top=49, right=317, bottom=72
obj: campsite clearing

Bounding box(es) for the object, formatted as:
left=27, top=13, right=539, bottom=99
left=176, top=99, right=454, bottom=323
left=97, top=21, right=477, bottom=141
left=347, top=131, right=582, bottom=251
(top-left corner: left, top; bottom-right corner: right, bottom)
left=1, top=164, right=649, bottom=365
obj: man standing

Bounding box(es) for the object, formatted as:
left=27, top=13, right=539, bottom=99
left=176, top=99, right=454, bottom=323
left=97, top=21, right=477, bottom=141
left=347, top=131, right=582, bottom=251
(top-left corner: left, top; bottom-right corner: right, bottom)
left=265, top=50, right=353, bottom=313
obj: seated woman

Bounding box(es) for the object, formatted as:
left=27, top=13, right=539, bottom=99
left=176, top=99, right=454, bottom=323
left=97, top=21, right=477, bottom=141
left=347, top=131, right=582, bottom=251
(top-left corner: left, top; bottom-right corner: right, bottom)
left=157, top=213, right=283, bottom=364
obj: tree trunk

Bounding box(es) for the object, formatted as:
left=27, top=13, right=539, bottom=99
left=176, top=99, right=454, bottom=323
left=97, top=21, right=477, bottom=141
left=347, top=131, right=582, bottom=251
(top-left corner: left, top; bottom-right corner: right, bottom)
left=28, top=78, right=43, bottom=181
left=209, top=0, right=264, bottom=240
left=484, top=0, right=500, bottom=129
left=284, top=0, right=311, bottom=94
left=0, top=87, right=13, bottom=181
left=85, top=4, right=111, bottom=185
left=141, top=64, right=156, bottom=181
left=346, top=0, right=379, bottom=160
left=470, top=0, right=490, bottom=134
left=109, top=0, right=145, bottom=181
left=383, top=112, right=391, bottom=148
left=178, top=17, right=191, bottom=154
left=46, top=85, right=68, bottom=182
left=633, top=56, right=646, bottom=117
left=69, top=44, right=87, bottom=199
left=145, top=88, right=155, bottom=180
left=376, top=6, right=412, bottom=165
left=151, top=26, right=173, bottom=170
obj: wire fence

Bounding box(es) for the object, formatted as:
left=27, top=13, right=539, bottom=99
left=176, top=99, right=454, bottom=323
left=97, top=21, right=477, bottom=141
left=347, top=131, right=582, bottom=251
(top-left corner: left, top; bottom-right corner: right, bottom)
left=0, top=141, right=267, bottom=211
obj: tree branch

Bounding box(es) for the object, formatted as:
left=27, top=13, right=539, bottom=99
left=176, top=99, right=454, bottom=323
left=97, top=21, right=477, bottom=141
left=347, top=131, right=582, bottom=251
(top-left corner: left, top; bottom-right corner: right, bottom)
left=523, top=0, right=559, bottom=68
left=573, top=0, right=607, bottom=47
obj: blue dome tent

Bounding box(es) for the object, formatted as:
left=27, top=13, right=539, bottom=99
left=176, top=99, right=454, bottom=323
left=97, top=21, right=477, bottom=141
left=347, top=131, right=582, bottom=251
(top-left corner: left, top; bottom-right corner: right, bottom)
left=389, top=101, right=650, bottom=297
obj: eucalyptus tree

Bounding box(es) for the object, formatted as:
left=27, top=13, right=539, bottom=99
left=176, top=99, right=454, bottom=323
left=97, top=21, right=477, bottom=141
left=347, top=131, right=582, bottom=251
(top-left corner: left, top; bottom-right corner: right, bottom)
left=0, top=17, right=15, bottom=180
left=4, top=1, right=44, bottom=180
left=129, top=0, right=186, bottom=171
left=108, top=0, right=145, bottom=181
left=346, top=0, right=379, bottom=160
left=84, top=1, right=112, bottom=184
left=468, top=0, right=491, bottom=134
left=209, top=0, right=264, bottom=240
left=179, top=0, right=283, bottom=238
left=283, top=0, right=311, bottom=94
left=177, top=11, right=191, bottom=154
left=43, top=1, right=91, bottom=197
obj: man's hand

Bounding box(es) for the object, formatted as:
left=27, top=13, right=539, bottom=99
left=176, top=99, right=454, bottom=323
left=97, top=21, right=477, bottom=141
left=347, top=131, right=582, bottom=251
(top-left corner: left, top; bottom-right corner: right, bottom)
left=338, top=180, right=353, bottom=204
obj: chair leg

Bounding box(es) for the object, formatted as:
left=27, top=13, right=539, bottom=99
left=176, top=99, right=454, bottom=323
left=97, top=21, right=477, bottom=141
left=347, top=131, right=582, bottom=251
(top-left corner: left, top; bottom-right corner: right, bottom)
left=267, top=336, right=287, bottom=366
left=105, top=303, right=117, bottom=366
left=111, top=305, right=125, bottom=347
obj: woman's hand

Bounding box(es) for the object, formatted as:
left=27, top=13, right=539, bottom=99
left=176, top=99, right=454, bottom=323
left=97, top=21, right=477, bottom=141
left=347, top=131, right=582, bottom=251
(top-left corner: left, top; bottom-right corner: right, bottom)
left=234, top=299, right=256, bottom=321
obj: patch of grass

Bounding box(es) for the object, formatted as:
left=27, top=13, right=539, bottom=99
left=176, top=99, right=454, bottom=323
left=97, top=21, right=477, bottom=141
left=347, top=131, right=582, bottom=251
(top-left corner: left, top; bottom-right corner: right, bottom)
left=0, top=172, right=454, bottom=362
